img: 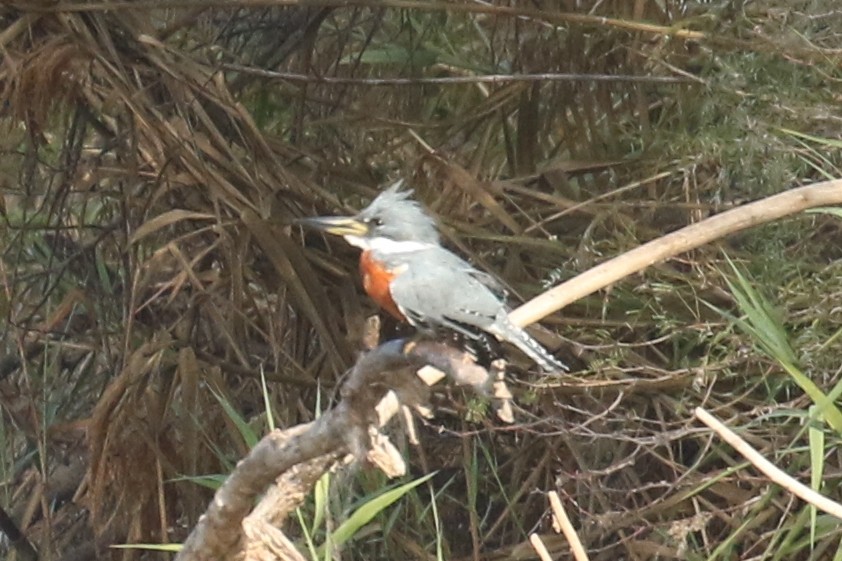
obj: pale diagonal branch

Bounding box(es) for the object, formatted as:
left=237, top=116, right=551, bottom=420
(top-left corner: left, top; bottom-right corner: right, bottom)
left=510, top=180, right=842, bottom=328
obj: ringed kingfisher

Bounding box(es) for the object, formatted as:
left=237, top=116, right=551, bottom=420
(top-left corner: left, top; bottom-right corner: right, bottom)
left=298, top=183, right=567, bottom=372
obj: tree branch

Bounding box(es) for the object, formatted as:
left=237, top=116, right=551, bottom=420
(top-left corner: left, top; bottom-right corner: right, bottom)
left=175, top=339, right=494, bottom=561
left=510, top=179, right=842, bottom=327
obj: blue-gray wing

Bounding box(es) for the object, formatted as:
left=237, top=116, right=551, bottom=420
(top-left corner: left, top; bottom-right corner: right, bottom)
left=386, top=248, right=506, bottom=337
left=467, top=269, right=508, bottom=299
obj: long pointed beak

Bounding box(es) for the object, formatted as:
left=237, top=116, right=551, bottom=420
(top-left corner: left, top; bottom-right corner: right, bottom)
left=294, top=216, right=369, bottom=237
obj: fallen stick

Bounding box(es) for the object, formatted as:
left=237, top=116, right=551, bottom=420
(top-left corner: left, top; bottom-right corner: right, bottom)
left=695, top=407, right=842, bottom=521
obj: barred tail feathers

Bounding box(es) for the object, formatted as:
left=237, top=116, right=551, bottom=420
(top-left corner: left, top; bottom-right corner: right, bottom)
left=490, top=318, right=568, bottom=372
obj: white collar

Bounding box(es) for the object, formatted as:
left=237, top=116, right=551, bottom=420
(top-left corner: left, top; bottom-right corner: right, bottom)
left=344, top=235, right=435, bottom=254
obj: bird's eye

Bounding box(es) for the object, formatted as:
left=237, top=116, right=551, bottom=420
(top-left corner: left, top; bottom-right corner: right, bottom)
left=371, top=217, right=384, bottom=227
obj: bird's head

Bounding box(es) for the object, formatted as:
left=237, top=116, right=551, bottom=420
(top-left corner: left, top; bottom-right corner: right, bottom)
left=297, top=181, right=439, bottom=250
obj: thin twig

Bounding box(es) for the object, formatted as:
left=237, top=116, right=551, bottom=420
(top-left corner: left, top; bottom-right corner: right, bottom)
left=529, top=534, right=553, bottom=561
left=37, top=0, right=710, bottom=43
left=695, top=407, right=842, bottom=521
left=548, top=491, right=590, bottom=561
left=218, top=64, right=691, bottom=86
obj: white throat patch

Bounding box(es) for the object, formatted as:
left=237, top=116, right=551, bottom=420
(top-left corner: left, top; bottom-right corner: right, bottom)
left=344, top=235, right=433, bottom=254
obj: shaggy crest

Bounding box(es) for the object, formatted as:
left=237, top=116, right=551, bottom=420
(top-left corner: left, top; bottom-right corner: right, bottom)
left=357, top=181, right=440, bottom=244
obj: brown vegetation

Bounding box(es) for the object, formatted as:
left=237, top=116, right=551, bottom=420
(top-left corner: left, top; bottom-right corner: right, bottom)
left=2, top=1, right=842, bottom=560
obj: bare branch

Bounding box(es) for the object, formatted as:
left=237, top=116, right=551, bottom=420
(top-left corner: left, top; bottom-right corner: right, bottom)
left=511, top=180, right=842, bottom=327
left=175, top=339, right=493, bottom=561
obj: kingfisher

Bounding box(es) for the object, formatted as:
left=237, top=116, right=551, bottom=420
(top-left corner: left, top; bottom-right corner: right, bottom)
left=298, top=182, right=567, bottom=372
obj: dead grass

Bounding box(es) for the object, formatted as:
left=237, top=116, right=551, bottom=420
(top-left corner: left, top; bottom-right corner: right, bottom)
left=1, top=1, right=842, bottom=560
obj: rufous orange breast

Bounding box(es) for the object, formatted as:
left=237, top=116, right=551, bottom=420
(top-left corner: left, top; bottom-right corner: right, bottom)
left=359, top=250, right=406, bottom=321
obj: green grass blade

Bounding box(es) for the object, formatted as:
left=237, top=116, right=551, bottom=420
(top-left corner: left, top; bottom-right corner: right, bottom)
left=806, top=207, right=842, bottom=219
left=777, top=127, right=842, bottom=148
left=311, top=471, right=329, bottom=537
left=321, top=472, right=437, bottom=553
left=295, top=507, right=319, bottom=561
left=778, top=361, right=842, bottom=434
left=260, top=365, right=275, bottom=432
left=169, top=473, right=227, bottom=490
left=711, top=256, right=842, bottom=433
left=809, top=404, right=824, bottom=551
left=210, top=388, right=259, bottom=449
left=430, top=479, right=444, bottom=561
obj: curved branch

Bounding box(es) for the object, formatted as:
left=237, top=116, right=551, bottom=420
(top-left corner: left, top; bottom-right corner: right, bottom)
left=175, top=339, right=491, bottom=561
left=510, top=179, right=842, bottom=328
